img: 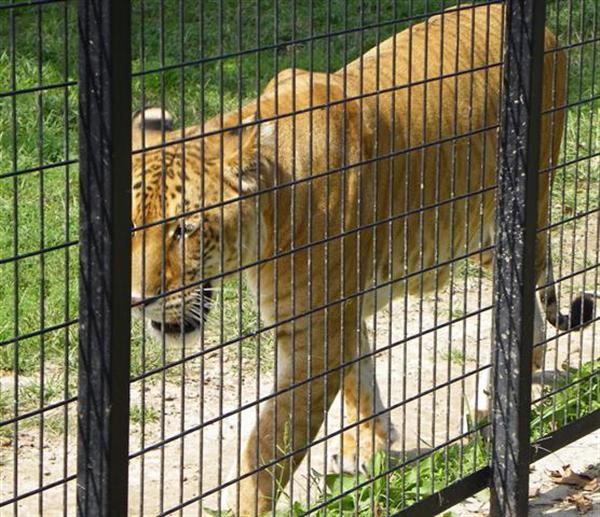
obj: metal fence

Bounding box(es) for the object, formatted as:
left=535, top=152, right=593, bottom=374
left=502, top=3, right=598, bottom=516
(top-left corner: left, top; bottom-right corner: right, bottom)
left=0, top=0, right=598, bottom=515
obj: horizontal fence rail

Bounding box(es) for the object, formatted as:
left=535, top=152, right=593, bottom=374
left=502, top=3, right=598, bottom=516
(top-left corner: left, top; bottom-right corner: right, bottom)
left=0, top=1, right=598, bottom=516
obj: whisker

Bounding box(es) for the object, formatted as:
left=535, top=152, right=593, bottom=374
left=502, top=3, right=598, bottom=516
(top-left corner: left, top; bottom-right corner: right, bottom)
left=185, top=313, right=201, bottom=324
left=187, top=306, right=204, bottom=318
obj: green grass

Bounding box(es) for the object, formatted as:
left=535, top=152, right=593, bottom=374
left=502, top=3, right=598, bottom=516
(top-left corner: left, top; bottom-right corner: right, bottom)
left=531, top=359, right=600, bottom=440
left=441, top=349, right=470, bottom=366
left=130, top=403, right=160, bottom=425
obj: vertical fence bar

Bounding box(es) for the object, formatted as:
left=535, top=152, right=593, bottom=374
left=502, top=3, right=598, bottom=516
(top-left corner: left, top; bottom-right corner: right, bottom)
left=491, top=1, right=547, bottom=516
left=77, top=1, right=132, bottom=515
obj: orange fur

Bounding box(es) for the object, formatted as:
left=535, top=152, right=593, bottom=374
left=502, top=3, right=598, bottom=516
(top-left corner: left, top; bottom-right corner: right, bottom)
left=131, top=4, right=566, bottom=514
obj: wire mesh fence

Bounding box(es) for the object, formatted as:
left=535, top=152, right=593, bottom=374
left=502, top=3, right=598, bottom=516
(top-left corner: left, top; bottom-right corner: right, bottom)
left=0, top=0, right=78, bottom=512
left=0, top=0, right=598, bottom=515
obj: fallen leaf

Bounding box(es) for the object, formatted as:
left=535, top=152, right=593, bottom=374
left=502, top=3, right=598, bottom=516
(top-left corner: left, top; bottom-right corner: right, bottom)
left=548, top=465, right=597, bottom=490
left=565, top=492, right=593, bottom=514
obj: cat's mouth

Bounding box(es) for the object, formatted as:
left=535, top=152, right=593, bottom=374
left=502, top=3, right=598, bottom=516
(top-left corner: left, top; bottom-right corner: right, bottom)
left=149, top=282, right=213, bottom=335
left=150, top=319, right=200, bottom=335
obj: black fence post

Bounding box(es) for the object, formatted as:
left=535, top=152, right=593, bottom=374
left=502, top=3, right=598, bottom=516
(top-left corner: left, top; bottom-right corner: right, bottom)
left=491, top=1, right=547, bottom=516
left=77, top=1, right=132, bottom=516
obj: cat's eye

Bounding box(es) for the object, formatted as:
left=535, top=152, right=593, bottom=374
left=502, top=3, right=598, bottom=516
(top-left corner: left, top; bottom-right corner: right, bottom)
left=173, top=221, right=196, bottom=240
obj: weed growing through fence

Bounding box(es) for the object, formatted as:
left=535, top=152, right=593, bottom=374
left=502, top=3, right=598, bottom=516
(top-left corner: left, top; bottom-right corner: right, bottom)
left=531, top=359, right=600, bottom=440
left=130, top=403, right=160, bottom=425
left=201, top=360, right=599, bottom=515
left=440, top=349, right=469, bottom=367
left=239, top=358, right=598, bottom=516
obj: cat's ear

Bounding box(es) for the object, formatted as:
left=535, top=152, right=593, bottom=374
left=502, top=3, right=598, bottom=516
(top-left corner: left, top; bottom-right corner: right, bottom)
left=132, top=107, right=174, bottom=151
left=224, top=114, right=275, bottom=193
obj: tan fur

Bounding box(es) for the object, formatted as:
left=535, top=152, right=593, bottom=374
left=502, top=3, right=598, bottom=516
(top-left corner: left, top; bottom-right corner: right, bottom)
left=131, top=4, right=566, bottom=514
